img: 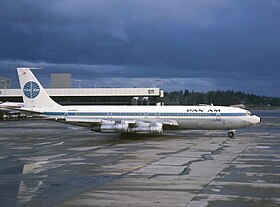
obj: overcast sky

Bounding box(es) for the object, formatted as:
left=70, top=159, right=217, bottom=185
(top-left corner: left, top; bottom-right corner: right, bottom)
left=0, top=0, right=279, bottom=97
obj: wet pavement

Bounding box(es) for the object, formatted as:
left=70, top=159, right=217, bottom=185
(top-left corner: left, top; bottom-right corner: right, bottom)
left=0, top=110, right=279, bottom=207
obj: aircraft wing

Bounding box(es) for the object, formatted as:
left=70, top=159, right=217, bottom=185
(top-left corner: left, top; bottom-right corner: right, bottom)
left=63, top=117, right=179, bottom=133
left=160, top=120, right=179, bottom=127
left=65, top=117, right=178, bottom=127
left=65, top=117, right=103, bottom=124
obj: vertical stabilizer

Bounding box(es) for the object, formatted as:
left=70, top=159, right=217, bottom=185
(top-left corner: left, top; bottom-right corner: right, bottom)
left=17, top=68, right=61, bottom=108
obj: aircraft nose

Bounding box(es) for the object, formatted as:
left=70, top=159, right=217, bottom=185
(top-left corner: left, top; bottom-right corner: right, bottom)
left=251, top=115, right=261, bottom=125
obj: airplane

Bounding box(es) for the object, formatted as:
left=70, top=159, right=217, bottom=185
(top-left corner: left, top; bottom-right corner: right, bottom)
left=0, top=101, right=24, bottom=110
left=16, top=67, right=261, bottom=138
left=0, top=101, right=24, bottom=116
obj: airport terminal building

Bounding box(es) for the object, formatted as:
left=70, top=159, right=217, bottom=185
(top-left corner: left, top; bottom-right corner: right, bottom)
left=0, top=88, right=164, bottom=106
left=0, top=73, right=164, bottom=106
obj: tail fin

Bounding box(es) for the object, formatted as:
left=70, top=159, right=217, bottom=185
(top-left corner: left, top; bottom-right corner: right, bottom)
left=17, top=68, right=61, bottom=108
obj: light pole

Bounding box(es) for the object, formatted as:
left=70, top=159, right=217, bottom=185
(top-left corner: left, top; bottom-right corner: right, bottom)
left=1, top=80, right=6, bottom=89
left=153, top=79, right=162, bottom=88
left=73, top=79, right=82, bottom=88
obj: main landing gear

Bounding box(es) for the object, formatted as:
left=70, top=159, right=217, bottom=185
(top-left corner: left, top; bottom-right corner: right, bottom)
left=228, top=130, right=235, bottom=138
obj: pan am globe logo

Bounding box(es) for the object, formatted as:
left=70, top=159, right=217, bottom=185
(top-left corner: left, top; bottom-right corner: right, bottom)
left=23, top=81, right=40, bottom=99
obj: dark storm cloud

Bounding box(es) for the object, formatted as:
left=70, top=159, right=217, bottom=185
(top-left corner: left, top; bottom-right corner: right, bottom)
left=0, top=0, right=279, bottom=96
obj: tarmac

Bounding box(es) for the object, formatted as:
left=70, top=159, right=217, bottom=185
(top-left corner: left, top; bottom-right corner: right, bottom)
left=0, top=110, right=279, bottom=207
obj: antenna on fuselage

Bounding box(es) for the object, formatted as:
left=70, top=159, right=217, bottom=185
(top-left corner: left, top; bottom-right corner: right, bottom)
left=23, top=67, right=43, bottom=70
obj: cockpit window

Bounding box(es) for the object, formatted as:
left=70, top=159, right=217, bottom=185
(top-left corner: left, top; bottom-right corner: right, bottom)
left=246, top=111, right=251, bottom=116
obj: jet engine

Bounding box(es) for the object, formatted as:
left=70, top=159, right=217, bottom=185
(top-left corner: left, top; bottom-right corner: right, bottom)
left=91, top=123, right=129, bottom=133
left=129, top=124, right=163, bottom=134
left=91, top=122, right=163, bottom=134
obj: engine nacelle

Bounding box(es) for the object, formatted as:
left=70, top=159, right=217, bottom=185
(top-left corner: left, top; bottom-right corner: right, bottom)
left=91, top=123, right=129, bottom=133
left=129, top=124, right=163, bottom=134
left=114, top=123, right=129, bottom=133
left=92, top=123, right=163, bottom=134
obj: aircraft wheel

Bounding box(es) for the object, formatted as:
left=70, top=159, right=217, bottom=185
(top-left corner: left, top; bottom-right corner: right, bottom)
left=228, top=131, right=235, bottom=138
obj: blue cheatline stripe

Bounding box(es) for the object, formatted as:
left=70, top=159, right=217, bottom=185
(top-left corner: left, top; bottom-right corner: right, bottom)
left=44, top=112, right=247, bottom=117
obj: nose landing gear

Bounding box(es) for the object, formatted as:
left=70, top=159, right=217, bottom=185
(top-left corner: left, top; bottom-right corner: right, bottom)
left=228, top=130, right=235, bottom=138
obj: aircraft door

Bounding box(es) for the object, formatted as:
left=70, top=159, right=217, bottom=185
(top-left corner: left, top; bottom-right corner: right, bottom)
left=155, top=112, right=160, bottom=119
left=144, top=112, right=148, bottom=119
left=216, top=112, right=221, bottom=121
left=107, top=112, right=112, bottom=119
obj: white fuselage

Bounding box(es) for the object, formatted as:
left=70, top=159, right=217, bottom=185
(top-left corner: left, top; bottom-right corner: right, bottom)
left=26, top=105, right=260, bottom=130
